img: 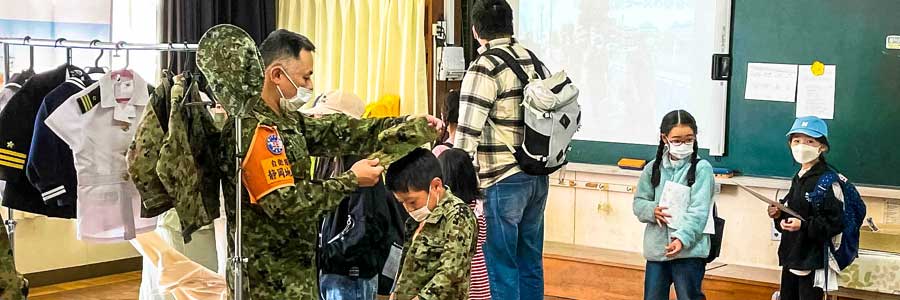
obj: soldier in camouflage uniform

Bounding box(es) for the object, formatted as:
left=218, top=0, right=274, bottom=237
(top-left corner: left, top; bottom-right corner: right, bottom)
left=196, top=25, right=441, bottom=299
left=385, top=148, right=477, bottom=300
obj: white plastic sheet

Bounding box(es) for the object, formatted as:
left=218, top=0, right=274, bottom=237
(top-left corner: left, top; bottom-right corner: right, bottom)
left=130, top=231, right=227, bottom=300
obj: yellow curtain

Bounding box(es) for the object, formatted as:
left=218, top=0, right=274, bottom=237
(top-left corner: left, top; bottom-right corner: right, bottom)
left=277, top=0, right=428, bottom=115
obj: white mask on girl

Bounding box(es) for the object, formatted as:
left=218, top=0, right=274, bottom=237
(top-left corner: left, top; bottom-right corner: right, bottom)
left=667, top=141, right=695, bottom=160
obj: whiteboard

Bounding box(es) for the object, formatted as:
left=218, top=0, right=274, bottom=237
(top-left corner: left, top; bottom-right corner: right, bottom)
left=510, top=0, right=731, bottom=155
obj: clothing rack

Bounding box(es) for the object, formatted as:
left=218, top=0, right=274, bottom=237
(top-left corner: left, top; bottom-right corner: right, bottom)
left=1, top=36, right=247, bottom=300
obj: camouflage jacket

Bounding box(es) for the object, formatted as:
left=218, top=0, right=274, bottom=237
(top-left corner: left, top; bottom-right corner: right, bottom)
left=128, top=75, right=174, bottom=218
left=156, top=76, right=222, bottom=242
left=197, top=25, right=437, bottom=299
left=394, top=190, right=477, bottom=300
left=0, top=216, right=25, bottom=300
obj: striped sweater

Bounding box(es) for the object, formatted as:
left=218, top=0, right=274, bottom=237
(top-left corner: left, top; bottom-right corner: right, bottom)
left=470, top=201, right=491, bottom=299
left=454, top=37, right=547, bottom=188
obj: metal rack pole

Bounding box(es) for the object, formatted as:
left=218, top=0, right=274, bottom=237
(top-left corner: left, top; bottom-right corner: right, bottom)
left=2, top=43, right=9, bottom=80
left=2, top=42, right=16, bottom=259
left=0, top=37, right=198, bottom=52
left=232, top=115, right=246, bottom=300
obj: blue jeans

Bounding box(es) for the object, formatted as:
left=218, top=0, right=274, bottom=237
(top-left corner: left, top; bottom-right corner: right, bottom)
left=483, top=172, right=549, bottom=300
left=319, top=274, right=378, bottom=300
left=644, top=258, right=706, bottom=300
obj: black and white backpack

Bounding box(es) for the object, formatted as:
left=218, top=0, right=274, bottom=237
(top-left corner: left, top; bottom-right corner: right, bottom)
left=483, top=48, right=581, bottom=175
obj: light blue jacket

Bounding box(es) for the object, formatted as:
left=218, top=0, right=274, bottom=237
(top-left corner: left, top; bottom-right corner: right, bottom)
left=632, top=156, right=715, bottom=262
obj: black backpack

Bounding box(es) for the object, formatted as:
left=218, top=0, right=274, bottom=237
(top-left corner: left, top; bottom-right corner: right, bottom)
left=313, top=156, right=408, bottom=295
left=706, top=205, right=725, bottom=263
left=317, top=179, right=400, bottom=277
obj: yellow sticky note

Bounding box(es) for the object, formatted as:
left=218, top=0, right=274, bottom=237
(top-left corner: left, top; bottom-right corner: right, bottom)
left=811, top=61, right=825, bottom=76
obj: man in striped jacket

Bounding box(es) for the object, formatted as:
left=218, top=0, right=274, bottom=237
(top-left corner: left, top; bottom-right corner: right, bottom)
left=454, top=1, right=550, bottom=299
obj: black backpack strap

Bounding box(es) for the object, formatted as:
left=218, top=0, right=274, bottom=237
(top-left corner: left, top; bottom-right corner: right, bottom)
left=482, top=48, right=532, bottom=85
left=523, top=49, right=547, bottom=80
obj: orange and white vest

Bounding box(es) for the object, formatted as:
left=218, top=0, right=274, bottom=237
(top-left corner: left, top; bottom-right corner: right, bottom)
left=241, top=124, right=295, bottom=203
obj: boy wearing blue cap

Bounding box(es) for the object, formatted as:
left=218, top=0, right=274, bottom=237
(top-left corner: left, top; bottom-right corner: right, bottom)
left=767, top=116, right=844, bottom=300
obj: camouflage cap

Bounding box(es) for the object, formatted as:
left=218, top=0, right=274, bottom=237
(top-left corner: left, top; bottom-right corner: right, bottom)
left=366, top=117, right=437, bottom=166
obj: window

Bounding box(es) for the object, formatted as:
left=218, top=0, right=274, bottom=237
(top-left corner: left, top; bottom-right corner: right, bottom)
left=0, top=0, right=160, bottom=84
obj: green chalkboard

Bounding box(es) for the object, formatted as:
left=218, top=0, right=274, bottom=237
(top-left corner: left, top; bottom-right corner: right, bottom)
left=569, top=0, right=900, bottom=187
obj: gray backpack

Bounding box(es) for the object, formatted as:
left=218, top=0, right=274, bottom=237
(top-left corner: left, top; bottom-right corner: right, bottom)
left=483, top=48, right=581, bottom=175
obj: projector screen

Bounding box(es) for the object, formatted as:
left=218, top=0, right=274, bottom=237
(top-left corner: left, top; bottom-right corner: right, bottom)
left=510, top=0, right=731, bottom=155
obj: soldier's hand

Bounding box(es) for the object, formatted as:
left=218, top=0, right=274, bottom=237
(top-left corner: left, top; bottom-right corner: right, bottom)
left=351, top=158, right=384, bottom=187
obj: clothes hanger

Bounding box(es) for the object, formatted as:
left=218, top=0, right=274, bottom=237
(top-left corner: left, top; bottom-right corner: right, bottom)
left=183, top=65, right=216, bottom=107
left=123, top=48, right=130, bottom=69
left=9, top=37, right=36, bottom=85
left=54, top=38, right=69, bottom=65
left=55, top=38, right=87, bottom=79
left=178, top=40, right=195, bottom=105
left=85, top=40, right=108, bottom=75
left=164, top=42, right=176, bottom=83
left=110, top=41, right=133, bottom=80
left=26, top=36, right=35, bottom=74
left=197, top=73, right=217, bottom=106
left=181, top=60, right=207, bottom=106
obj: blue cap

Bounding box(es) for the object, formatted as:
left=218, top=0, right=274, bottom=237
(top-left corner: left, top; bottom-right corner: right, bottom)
left=786, top=116, right=828, bottom=138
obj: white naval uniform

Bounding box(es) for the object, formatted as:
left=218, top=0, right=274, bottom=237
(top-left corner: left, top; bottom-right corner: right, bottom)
left=46, top=71, right=157, bottom=242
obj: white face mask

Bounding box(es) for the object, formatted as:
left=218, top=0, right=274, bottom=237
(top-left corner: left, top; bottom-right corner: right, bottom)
left=667, top=141, right=695, bottom=160
left=791, top=144, right=821, bottom=164
left=409, top=187, right=434, bottom=223
left=275, top=66, right=313, bottom=112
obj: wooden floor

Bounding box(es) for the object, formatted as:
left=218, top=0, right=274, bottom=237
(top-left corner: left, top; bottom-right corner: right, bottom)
left=543, top=242, right=781, bottom=300
left=27, top=271, right=571, bottom=299
left=29, top=271, right=142, bottom=300
left=541, top=242, right=900, bottom=300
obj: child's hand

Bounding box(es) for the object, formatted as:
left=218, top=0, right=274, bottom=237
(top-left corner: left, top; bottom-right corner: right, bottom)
left=780, top=218, right=802, bottom=232
left=767, top=205, right=781, bottom=219
left=424, top=115, right=444, bottom=131
left=665, top=238, right=683, bottom=257
left=654, top=206, right=671, bottom=225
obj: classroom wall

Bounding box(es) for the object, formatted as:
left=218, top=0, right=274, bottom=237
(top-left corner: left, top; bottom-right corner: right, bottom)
left=564, top=0, right=900, bottom=188
left=1, top=213, right=139, bottom=274
left=546, top=167, right=897, bottom=270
